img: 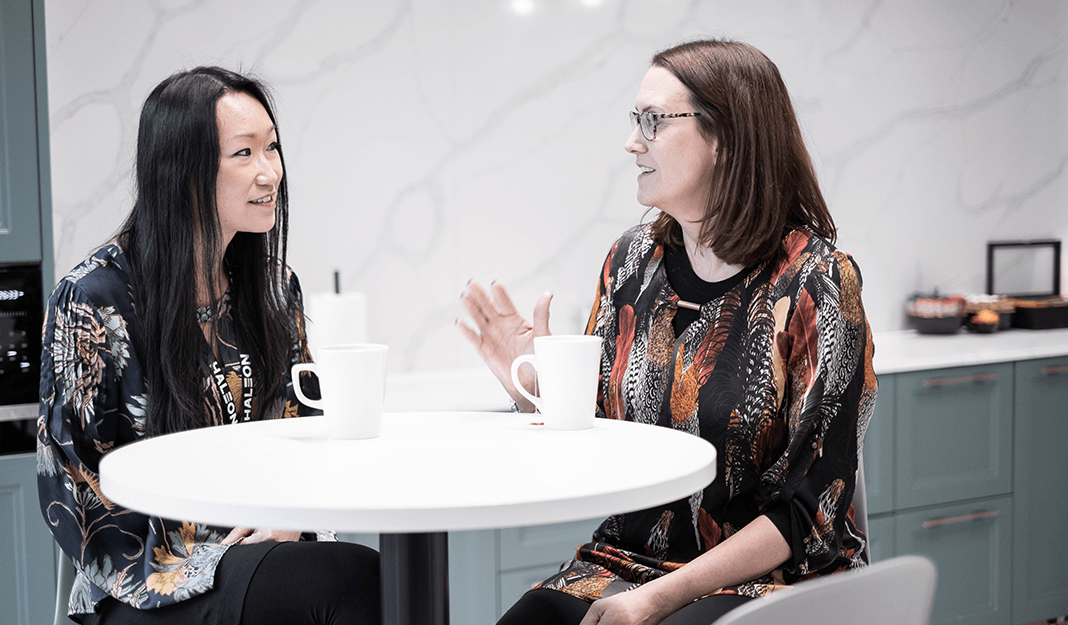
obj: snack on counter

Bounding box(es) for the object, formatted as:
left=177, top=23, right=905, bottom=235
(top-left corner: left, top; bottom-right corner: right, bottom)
left=908, top=294, right=965, bottom=318
left=967, top=308, right=1000, bottom=333
left=965, top=294, right=1015, bottom=329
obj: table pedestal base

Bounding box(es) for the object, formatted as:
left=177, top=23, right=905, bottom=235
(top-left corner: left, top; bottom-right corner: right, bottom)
left=381, top=532, right=449, bottom=625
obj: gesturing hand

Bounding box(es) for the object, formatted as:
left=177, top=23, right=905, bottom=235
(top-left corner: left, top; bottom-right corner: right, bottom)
left=222, top=528, right=303, bottom=545
left=456, top=280, right=552, bottom=412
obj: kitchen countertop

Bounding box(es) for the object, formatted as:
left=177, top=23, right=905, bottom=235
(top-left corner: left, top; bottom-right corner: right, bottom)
left=872, top=327, right=1068, bottom=374
left=8, top=328, right=1067, bottom=423
left=385, top=328, right=1068, bottom=412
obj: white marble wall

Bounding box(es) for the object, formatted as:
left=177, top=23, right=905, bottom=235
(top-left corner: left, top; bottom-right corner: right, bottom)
left=45, top=0, right=1068, bottom=372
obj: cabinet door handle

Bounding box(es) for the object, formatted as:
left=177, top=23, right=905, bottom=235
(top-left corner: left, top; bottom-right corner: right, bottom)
left=922, top=510, right=999, bottom=528
left=922, top=372, right=1000, bottom=387
left=1041, top=365, right=1068, bottom=376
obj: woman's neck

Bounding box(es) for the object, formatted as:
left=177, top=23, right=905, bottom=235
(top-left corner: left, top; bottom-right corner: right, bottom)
left=679, top=221, right=744, bottom=283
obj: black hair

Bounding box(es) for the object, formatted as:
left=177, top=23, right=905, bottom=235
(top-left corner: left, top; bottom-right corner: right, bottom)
left=116, top=66, right=294, bottom=436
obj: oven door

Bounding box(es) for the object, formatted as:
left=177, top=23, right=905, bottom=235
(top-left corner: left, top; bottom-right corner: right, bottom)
left=0, top=263, right=42, bottom=430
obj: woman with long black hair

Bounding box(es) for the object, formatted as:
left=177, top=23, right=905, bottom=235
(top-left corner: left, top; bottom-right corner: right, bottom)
left=38, top=66, right=380, bottom=625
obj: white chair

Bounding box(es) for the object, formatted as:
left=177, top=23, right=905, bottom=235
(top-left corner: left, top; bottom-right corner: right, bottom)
left=711, top=555, right=937, bottom=625
left=53, top=546, right=76, bottom=625
left=854, top=458, right=869, bottom=564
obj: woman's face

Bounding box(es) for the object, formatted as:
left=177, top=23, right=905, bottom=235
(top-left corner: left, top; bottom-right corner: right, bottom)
left=215, top=91, right=282, bottom=245
left=625, top=66, right=718, bottom=227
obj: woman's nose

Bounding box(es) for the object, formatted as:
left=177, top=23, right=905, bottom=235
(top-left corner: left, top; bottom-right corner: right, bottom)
left=624, top=125, right=646, bottom=154
left=257, top=157, right=282, bottom=186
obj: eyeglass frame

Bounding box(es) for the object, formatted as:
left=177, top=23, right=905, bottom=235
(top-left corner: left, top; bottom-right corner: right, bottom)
left=629, top=110, right=702, bottom=141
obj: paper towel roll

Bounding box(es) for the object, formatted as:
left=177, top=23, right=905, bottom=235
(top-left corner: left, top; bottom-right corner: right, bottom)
left=305, top=292, right=368, bottom=356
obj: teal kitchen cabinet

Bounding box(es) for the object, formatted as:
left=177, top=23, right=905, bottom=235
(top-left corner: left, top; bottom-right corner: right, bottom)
left=894, top=363, right=1013, bottom=510
left=895, top=496, right=1013, bottom=625
left=867, top=353, right=1068, bottom=625
left=0, top=1, right=56, bottom=623
left=0, top=0, right=53, bottom=270
left=865, top=515, right=894, bottom=564
left=1012, top=356, right=1068, bottom=624
left=880, top=363, right=1014, bottom=625
left=1, top=453, right=58, bottom=625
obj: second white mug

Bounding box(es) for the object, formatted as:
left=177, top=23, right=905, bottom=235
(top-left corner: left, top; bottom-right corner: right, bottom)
left=291, top=343, right=388, bottom=439
left=510, top=335, right=602, bottom=430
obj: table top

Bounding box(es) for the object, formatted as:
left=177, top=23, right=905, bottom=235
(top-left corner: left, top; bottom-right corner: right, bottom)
left=100, top=412, right=717, bottom=534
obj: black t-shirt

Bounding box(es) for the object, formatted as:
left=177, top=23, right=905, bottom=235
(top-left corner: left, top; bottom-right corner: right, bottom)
left=663, top=244, right=750, bottom=337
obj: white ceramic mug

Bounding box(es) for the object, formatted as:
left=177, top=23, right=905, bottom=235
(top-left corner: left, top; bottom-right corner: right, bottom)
left=509, top=335, right=602, bottom=430
left=291, top=343, right=388, bottom=439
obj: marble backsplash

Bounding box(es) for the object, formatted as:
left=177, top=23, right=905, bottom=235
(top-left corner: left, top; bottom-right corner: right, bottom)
left=44, top=0, right=1068, bottom=372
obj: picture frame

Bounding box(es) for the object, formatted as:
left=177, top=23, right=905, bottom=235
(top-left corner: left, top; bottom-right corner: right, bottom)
left=986, top=239, right=1061, bottom=298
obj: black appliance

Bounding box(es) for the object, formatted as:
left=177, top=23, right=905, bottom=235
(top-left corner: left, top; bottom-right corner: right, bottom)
left=0, top=262, right=42, bottom=406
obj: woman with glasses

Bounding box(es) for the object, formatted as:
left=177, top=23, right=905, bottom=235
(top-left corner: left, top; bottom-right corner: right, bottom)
left=38, top=67, right=380, bottom=625
left=459, top=39, right=876, bottom=625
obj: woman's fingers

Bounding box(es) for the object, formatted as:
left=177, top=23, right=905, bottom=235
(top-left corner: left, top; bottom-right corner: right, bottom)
left=490, top=281, right=520, bottom=316
left=459, top=292, right=489, bottom=332
left=533, top=292, right=553, bottom=337
left=462, top=280, right=497, bottom=321
left=578, top=600, right=605, bottom=624
left=222, top=527, right=252, bottom=545
left=455, top=318, right=483, bottom=350
left=237, top=529, right=303, bottom=544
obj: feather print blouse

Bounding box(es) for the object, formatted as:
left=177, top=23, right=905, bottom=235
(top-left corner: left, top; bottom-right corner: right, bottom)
left=537, top=224, right=877, bottom=601
left=36, top=244, right=324, bottom=618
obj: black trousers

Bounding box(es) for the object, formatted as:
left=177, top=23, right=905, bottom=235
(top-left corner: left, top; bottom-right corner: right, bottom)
left=497, top=588, right=752, bottom=625
left=81, top=541, right=380, bottom=625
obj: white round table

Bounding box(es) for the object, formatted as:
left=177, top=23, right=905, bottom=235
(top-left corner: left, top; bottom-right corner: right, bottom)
left=100, top=412, right=717, bottom=625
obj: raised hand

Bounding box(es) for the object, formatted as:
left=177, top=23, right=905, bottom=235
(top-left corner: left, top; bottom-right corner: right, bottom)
left=456, top=280, right=552, bottom=412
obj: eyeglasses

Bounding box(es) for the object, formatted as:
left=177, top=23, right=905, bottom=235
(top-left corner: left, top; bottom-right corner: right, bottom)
left=629, top=110, right=702, bottom=141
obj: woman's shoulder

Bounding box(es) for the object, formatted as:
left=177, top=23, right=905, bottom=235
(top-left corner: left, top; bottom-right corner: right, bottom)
left=614, top=223, right=655, bottom=249
left=602, top=223, right=659, bottom=264
left=51, top=243, right=133, bottom=307
left=780, top=229, right=863, bottom=285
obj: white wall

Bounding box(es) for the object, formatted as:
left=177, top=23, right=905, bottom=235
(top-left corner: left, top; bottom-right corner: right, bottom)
left=44, top=0, right=1068, bottom=372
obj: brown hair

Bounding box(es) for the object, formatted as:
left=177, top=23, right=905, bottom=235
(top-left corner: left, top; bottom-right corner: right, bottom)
left=649, top=39, right=835, bottom=266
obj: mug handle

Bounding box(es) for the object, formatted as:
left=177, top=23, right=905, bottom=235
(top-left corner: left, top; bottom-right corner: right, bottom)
left=291, top=363, right=324, bottom=410
left=510, top=354, right=543, bottom=412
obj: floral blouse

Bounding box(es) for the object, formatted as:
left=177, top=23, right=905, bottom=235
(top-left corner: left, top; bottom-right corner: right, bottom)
left=537, top=225, right=877, bottom=601
left=36, top=244, right=325, bottom=618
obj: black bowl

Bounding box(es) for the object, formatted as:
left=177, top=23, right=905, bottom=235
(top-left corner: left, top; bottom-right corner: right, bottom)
left=909, top=314, right=962, bottom=334
left=966, top=321, right=998, bottom=334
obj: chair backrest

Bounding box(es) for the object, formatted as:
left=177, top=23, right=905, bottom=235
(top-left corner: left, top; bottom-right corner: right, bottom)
left=711, top=555, right=937, bottom=625
left=53, top=546, right=76, bottom=625
left=854, top=457, right=869, bottom=564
